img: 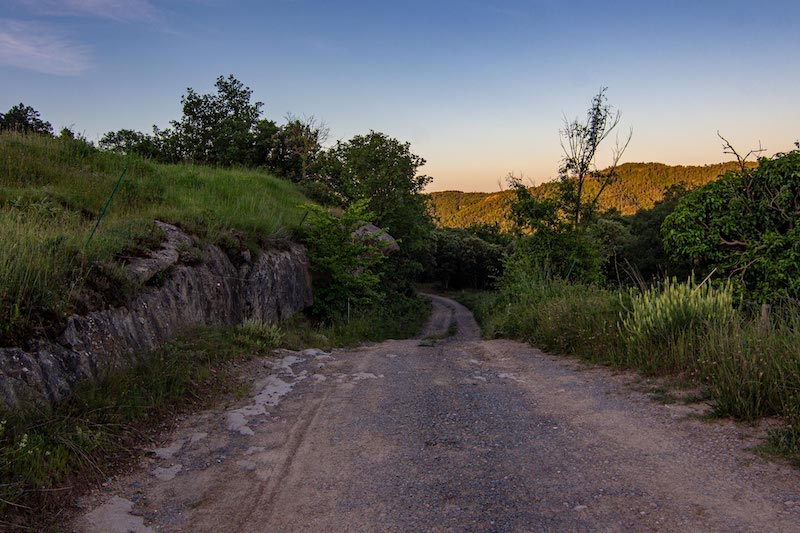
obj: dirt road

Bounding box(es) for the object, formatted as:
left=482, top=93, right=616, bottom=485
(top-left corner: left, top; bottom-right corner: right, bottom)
left=75, top=295, right=800, bottom=532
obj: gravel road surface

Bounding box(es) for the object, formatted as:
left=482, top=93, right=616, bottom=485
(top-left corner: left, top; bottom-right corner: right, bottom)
left=75, top=295, right=800, bottom=532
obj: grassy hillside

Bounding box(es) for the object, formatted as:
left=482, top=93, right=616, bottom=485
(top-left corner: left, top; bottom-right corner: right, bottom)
left=0, top=132, right=309, bottom=345
left=429, top=161, right=753, bottom=228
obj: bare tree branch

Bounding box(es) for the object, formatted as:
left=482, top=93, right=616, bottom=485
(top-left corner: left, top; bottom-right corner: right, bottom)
left=717, top=131, right=765, bottom=172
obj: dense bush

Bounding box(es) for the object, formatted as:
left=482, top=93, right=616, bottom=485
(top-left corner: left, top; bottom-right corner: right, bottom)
left=422, top=228, right=504, bottom=289
left=299, top=201, right=386, bottom=320
left=663, top=147, right=800, bottom=302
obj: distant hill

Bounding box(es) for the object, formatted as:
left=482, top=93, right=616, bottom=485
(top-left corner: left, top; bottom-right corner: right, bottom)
left=428, top=161, right=752, bottom=229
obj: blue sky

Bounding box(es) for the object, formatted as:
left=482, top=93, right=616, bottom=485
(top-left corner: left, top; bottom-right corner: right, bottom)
left=1, top=1, right=798, bottom=191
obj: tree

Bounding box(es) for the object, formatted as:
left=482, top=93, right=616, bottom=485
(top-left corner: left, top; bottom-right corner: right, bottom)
left=266, top=115, right=328, bottom=181
left=618, top=185, right=692, bottom=283
left=99, top=128, right=159, bottom=158
left=663, top=147, right=800, bottom=302
left=316, top=131, right=433, bottom=251
left=0, top=103, right=53, bottom=135
left=504, top=89, right=632, bottom=283
left=250, top=118, right=280, bottom=167
left=170, top=75, right=263, bottom=165
left=423, top=228, right=503, bottom=289
left=558, top=88, right=631, bottom=226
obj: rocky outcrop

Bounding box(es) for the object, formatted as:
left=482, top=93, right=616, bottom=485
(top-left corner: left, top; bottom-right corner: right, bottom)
left=352, top=224, right=400, bottom=254
left=0, top=222, right=313, bottom=409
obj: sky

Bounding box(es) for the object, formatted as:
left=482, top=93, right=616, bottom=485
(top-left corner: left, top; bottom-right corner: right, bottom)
left=1, top=1, right=798, bottom=192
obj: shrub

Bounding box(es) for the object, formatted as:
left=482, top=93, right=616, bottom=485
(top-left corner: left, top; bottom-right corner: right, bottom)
left=299, top=200, right=386, bottom=321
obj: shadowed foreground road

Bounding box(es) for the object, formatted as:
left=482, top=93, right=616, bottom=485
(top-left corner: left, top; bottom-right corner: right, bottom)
left=76, top=295, right=800, bottom=532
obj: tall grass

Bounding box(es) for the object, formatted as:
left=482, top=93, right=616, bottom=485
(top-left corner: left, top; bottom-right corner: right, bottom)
left=619, top=278, right=738, bottom=374
left=0, top=132, right=309, bottom=344
left=456, top=268, right=800, bottom=460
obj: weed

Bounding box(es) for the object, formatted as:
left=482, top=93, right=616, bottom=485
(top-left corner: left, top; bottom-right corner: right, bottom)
left=235, top=319, right=284, bottom=352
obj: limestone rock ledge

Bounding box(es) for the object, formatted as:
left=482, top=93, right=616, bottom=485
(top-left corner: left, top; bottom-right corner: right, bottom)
left=0, top=223, right=313, bottom=409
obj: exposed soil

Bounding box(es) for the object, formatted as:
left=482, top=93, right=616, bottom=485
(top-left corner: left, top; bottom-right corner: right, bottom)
left=74, top=295, right=800, bottom=532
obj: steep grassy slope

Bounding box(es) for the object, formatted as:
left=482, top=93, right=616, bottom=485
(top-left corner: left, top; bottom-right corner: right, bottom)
left=429, top=161, right=752, bottom=228
left=0, top=132, right=309, bottom=345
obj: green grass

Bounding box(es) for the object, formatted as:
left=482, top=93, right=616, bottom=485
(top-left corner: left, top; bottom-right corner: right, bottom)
left=0, top=132, right=309, bottom=345
left=454, top=275, right=800, bottom=463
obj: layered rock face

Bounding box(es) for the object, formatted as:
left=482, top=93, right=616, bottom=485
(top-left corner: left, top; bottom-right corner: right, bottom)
left=0, top=222, right=313, bottom=409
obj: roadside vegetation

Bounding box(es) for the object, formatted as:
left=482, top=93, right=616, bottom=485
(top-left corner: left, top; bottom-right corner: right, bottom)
left=1, top=77, right=434, bottom=346
left=1, top=77, right=434, bottom=525
left=429, top=89, right=800, bottom=464
left=0, top=310, right=429, bottom=529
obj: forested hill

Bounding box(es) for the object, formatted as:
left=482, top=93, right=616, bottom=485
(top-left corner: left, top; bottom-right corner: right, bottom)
left=429, top=161, right=752, bottom=228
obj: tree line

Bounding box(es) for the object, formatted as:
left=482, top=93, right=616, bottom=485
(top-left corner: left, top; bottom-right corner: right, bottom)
left=423, top=88, right=799, bottom=306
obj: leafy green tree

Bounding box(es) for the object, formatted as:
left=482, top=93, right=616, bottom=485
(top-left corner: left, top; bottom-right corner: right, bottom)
left=0, top=103, right=53, bottom=135
left=663, top=147, right=800, bottom=302
left=617, top=185, right=692, bottom=282
left=424, top=228, right=503, bottom=289
left=300, top=201, right=387, bottom=320
left=171, top=75, right=263, bottom=165
left=504, top=89, right=632, bottom=284
left=99, top=128, right=159, bottom=158
left=316, top=131, right=433, bottom=249
left=250, top=118, right=280, bottom=167
left=266, top=116, right=327, bottom=181
left=506, top=174, right=604, bottom=283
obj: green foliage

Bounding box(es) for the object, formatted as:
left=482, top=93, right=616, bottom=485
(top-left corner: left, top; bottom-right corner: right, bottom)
left=422, top=227, right=504, bottom=289
left=0, top=103, right=53, bottom=136
left=616, top=185, right=692, bottom=282
left=97, top=76, right=328, bottom=180
left=98, top=128, right=160, bottom=159
left=428, top=161, right=749, bottom=230
left=458, top=263, right=622, bottom=358
left=663, top=149, right=800, bottom=302
left=505, top=179, right=608, bottom=284
left=235, top=319, right=285, bottom=351
left=0, top=131, right=308, bottom=345
left=314, top=130, right=435, bottom=295
left=513, top=227, right=605, bottom=284
left=316, top=131, right=433, bottom=248
left=170, top=74, right=263, bottom=165
left=300, top=201, right=386, bottom=320
left=265, top=116, right=327, bottom=182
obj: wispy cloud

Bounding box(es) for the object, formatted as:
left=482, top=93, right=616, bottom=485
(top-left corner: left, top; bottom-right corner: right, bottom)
left=17, top=0, right=158, bottom=22
left=0, top=19, right=90, bottom=75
